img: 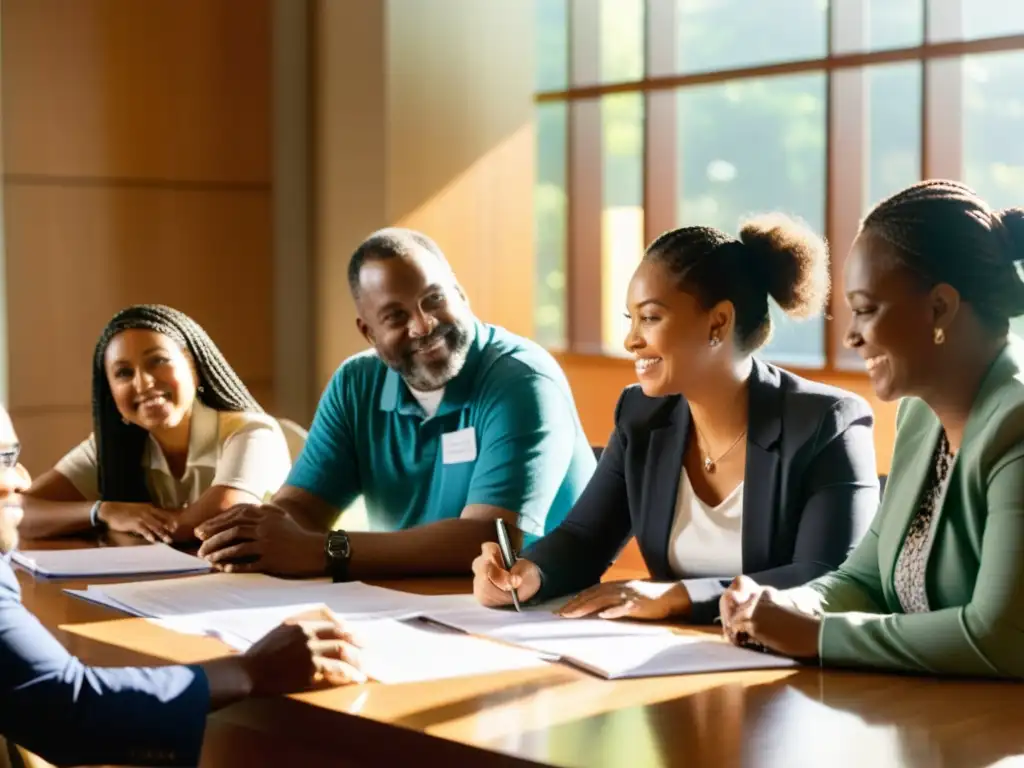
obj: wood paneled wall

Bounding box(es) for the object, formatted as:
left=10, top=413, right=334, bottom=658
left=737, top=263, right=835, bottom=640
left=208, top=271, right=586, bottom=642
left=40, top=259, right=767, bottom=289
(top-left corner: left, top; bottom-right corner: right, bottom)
left=312, top=0, right=536, bottom=389
left=1, top=0, right=275, bottom=473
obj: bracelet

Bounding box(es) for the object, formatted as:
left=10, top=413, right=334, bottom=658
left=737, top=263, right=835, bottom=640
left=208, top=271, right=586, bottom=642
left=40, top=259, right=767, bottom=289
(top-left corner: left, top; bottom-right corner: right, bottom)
left=89, top=501, right=103, bottom=528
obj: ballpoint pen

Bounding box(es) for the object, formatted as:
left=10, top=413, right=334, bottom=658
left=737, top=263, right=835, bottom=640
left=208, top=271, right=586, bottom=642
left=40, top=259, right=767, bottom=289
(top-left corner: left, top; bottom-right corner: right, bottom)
left=495, top=519, right=521, bottom=612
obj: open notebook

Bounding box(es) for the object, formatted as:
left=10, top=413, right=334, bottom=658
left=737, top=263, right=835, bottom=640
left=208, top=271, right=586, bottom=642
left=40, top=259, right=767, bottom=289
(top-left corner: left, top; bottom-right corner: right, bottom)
left=423, top=602, right=798, bottom=677
left=13, top=544, right=211, bottom=578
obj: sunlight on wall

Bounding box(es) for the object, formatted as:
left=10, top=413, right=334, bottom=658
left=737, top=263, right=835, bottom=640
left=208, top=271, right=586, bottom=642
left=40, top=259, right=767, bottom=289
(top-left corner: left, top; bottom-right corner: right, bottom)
left=601, top=206, right=644, bottom=355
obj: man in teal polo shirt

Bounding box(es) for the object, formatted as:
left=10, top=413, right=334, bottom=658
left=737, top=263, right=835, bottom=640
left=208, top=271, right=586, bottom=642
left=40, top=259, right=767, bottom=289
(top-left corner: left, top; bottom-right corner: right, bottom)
left=196, top=228, right=595, bottom=580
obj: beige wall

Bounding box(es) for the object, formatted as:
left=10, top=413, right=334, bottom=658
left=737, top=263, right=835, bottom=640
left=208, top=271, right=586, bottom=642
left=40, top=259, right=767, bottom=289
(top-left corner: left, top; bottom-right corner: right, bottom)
left=1, top=0, right=275, bottom=473
left=312, top=0, right=536, bottom=390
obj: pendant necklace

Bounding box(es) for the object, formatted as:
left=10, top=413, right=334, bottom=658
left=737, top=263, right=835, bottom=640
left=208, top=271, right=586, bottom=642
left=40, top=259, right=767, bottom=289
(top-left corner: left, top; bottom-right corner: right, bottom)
left=693, top=423, right=747, bottom=473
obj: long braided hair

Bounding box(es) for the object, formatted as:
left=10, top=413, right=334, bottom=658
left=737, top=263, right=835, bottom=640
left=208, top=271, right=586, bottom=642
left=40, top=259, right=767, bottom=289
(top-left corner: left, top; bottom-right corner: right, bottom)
left=93, top=304, right=263, bottom=502
left=861, top=179, right=1024, bottom=331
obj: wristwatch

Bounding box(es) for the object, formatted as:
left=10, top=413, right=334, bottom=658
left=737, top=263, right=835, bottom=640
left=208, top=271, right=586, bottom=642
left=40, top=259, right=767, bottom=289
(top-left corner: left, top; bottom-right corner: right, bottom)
left=325, top=530, right=352, bottom=582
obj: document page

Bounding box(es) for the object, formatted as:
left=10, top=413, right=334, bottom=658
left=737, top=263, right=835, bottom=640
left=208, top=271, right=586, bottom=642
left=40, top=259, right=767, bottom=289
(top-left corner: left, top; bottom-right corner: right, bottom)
left=152, top=604, right=549, bottom=682
left=424, top=599, right=672, bottom=645
left=13, top=544, right=211, bottom=578
left=77, top=574, right=477, bottom=621
left=527, top=633, right=799, bottom=679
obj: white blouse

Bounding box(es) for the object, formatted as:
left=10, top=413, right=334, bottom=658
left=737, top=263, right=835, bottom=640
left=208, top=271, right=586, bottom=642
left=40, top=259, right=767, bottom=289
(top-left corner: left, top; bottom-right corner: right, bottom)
left=667, top=469, right=744, bottom=579
left=54, top=400, right=292, bottom=509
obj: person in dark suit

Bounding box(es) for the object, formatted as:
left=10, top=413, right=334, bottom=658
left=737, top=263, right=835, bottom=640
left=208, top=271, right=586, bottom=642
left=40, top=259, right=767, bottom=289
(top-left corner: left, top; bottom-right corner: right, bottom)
left=0, top=405, right=365, bottom=766
left=472, top=214, right=880, bottom=624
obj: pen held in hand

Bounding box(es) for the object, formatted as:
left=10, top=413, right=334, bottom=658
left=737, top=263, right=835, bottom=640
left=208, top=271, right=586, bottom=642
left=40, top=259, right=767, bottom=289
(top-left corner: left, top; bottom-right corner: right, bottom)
left=494, top=519, right=521, bottom=612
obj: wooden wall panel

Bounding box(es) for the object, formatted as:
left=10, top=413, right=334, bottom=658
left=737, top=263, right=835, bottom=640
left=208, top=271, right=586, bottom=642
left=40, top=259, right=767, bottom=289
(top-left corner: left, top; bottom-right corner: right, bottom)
left=4, top=186, right=272, bottom=410
left=12, top=410, right=92, bottom=476
left=2, top=0, right=271, bottom=183
left=1, top=0, right=274, bottom=473
left=385, top=0, right=536, bottom=340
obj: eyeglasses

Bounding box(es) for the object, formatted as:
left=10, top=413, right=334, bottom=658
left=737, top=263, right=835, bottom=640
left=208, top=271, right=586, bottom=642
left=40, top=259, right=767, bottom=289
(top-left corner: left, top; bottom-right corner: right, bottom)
left=0, top=444, right=21, bottom=470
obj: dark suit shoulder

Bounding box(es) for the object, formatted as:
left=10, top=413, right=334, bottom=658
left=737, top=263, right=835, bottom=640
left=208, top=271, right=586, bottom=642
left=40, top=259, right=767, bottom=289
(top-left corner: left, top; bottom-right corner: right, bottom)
left=770, top=364, right=874, bottom=437
left=613, top=384, right=680, bottom=433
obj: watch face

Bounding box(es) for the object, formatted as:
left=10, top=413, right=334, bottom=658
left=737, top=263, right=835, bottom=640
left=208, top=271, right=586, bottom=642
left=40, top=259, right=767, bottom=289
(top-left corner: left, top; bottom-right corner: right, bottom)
left=327, top=533, right=350, bottom=560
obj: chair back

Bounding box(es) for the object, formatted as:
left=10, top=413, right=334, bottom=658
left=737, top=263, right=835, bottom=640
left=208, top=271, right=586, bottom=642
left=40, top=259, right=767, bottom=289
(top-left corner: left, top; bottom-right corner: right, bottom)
left=277, top=418, right=309, bottom=463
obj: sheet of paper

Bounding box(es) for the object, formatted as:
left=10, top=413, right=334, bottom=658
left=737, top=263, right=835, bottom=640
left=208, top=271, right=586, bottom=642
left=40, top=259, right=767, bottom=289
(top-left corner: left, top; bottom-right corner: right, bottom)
left=151, top=604, right=547, bottom=683
left=77, top=574, right=477, bottom=622
left=13, top=544, right=211, bottom=578
left=527, top=634, right=798, bottom=679
left=424, top=600, right=672, bottom=645
left=354, top=618, right=547, bottom=683
left=151, top=602, right=331, bottom=651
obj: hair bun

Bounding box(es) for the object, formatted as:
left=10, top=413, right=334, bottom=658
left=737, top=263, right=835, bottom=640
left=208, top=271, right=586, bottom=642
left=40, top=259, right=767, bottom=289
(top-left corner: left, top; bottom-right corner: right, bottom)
left=737, top=213, right=830, bottom=319
left=996, top=207, right=1024, bottom=264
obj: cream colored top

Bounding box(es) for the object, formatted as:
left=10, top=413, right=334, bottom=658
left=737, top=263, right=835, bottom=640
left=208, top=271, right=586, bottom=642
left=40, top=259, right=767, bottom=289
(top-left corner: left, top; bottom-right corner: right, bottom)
left=54, top=400, right=292, bottom=509
left=667, top=470, right=744, bottom=579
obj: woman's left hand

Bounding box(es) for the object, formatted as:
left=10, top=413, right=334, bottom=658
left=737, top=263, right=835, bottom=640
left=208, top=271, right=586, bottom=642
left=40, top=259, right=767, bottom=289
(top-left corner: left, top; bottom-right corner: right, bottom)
left=725, top=586, right=822, bottom=661
left=558, top=580, right=691, bottom=620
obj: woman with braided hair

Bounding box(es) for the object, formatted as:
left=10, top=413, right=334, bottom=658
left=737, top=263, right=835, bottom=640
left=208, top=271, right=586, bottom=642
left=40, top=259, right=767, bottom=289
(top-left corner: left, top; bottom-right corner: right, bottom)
left=721, top=180, right=1024, bottom=679
left=20, top=304, right=292, bottom=543
left=473, top=213, right=878, bottom=625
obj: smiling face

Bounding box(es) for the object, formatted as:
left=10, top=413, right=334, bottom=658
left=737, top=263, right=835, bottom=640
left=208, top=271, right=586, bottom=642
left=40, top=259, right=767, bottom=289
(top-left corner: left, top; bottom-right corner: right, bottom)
left=104, top=329, right=198, bottom=432
left=844, top=231, right=951, bottom=401
left=623, top=259, right=729, bottom=397
left=0, top=406, right=30, bottom=554
left=355, top=247, right=475, bottom=392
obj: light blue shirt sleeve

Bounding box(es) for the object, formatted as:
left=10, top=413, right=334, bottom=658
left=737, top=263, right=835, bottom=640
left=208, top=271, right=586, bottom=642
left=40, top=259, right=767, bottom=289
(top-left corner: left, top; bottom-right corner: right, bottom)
left=286, top=367, right=361, bottom=511
left=0, top=561, right=209, bottom=766
left=465, top=372, right=576, bottom=540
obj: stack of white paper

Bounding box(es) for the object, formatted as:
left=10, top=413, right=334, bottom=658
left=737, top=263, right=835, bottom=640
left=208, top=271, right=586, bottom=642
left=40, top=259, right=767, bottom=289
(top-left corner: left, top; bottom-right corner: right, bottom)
left=13, top=544, right=211, bottom=578
left=425, top=601, right=672, bottom=648
left=69, top=573, right=795, bottom=681
left=144, top=603, right=548, bottom=683
left=70, top=573, right=474, bottom=620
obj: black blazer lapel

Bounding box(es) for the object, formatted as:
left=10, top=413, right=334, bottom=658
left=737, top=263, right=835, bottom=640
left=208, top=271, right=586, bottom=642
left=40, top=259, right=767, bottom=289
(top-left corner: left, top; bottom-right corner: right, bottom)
left=641, top=398, right=690, bottom=580
left=742, top=360, right=783, bottom=573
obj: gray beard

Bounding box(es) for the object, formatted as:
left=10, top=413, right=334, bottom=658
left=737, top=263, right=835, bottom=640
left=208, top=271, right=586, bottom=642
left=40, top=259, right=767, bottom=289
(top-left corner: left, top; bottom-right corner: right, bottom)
left=401, top=340, right=471, bottom=391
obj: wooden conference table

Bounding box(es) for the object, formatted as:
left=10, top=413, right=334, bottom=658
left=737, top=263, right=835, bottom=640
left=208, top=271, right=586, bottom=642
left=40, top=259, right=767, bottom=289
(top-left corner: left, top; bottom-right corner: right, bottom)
left=16, top=534, right=1024, bottom=768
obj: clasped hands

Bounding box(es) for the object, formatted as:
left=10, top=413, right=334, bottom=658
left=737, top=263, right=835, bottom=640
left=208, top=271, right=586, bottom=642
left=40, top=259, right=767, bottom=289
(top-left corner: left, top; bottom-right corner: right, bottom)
left=195, top=503, right=326, bottom=576
left=718, top=575, right=821, bottom=661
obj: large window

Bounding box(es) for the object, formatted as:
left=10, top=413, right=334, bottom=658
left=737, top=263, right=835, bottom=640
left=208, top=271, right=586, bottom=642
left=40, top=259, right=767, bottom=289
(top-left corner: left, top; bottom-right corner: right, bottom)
left=535, top=0, right=1024, bottom=367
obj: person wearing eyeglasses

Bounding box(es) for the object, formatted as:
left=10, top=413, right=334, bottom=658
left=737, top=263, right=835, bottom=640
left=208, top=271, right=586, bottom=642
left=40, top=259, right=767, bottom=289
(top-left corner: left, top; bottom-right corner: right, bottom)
left=0, top=404, right=365, bottom=766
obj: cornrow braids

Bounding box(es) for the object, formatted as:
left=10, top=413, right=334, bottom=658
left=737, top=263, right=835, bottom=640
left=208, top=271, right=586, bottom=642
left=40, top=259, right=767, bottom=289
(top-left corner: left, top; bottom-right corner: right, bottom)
left=861, top=179, right=1024, bottom=329
left=92, top=304, right=263, bottom=503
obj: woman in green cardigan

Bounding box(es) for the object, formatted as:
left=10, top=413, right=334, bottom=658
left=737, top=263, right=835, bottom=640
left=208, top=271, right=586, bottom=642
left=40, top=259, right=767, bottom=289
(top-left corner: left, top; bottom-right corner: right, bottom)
left=720, top=179, right=1024, bottom=678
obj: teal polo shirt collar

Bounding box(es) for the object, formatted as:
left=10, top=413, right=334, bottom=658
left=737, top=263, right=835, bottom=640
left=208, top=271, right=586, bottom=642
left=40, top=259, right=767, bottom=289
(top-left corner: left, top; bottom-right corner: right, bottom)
left=378, top=321, right=490, bottom=418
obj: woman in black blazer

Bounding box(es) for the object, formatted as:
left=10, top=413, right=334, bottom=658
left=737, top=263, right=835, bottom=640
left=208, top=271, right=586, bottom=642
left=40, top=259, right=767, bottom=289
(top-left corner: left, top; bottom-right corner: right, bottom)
left=472, top=214, right=880, bottom=624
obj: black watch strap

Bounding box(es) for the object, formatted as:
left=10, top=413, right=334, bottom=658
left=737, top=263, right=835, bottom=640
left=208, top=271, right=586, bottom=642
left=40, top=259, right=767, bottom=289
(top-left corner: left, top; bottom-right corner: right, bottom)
left=325, top=530, right=352, bottom=583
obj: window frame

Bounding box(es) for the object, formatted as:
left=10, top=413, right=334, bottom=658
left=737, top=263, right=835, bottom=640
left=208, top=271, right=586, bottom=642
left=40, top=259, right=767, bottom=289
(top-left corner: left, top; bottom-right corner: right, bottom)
left=537, top=0, right=1024, bottom=373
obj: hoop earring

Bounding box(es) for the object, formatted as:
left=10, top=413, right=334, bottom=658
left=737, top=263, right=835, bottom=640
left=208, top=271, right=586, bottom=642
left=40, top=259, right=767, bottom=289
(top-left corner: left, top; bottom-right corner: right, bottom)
left=933, top=327, right=946, bottom=345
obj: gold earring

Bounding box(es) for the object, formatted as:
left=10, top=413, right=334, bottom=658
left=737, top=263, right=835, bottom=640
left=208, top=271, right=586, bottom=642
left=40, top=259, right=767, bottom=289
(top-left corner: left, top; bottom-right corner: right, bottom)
left=933, top=327, right=945, bottom=345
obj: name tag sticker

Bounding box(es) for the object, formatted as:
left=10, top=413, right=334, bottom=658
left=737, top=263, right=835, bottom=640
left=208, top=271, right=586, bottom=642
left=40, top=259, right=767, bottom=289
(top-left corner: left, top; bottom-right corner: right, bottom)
left=442, top=428, right=478, bottom=465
